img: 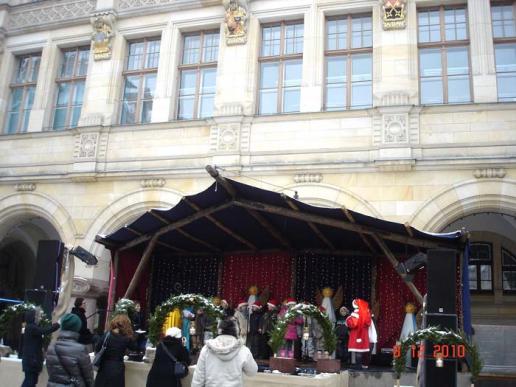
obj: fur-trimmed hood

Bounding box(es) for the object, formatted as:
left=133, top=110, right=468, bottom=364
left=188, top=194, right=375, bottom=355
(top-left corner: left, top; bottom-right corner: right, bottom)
left=205, top=335, right=242, bottom=361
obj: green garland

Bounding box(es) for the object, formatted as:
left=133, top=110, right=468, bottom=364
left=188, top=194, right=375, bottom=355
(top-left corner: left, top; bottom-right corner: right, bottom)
left=148, top=294, right=223, bottom=346
left=0, top=303, right=52, bottom=346
left=112, top=298, right=136, bottom=318
left=393, top=326, right=482, bottom=382
left=269, top=303, right=337, bottom=354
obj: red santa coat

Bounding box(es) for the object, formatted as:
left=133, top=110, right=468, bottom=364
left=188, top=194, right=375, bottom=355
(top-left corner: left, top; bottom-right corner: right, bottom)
left=345, top=299, right=372, bottom=352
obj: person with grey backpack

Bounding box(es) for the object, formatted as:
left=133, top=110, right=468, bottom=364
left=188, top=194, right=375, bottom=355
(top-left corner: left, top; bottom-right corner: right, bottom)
left=46, top=313, right=94, bottom=387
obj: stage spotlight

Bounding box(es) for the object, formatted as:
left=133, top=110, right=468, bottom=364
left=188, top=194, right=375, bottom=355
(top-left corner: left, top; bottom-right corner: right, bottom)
left=396, top=252, right=427, bottom=282
left=69, top=246, right=98, bottom=265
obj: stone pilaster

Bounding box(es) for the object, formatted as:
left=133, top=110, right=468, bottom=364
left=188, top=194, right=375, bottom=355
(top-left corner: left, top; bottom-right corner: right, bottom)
left=468, top=0, right=497, bottom=103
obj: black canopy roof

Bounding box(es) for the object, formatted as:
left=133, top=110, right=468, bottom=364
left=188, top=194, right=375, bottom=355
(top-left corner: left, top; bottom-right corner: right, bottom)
left=95, top=168, right=466, bottom=256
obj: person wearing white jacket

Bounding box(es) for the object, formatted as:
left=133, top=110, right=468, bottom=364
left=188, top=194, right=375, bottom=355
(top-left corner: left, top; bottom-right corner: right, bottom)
left=191, top=318, right=258, bottom=387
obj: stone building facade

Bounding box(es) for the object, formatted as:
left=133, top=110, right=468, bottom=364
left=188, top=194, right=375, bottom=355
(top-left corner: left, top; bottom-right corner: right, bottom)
left=0, top=0, right=515, bottom=329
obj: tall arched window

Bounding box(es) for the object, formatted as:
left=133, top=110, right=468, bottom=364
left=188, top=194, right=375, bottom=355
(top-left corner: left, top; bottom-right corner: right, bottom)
left=468, top=242, right=493, bottom=293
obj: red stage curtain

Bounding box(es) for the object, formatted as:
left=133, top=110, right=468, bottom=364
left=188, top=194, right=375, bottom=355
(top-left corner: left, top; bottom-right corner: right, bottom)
left=376, top=258, right=426, bottom=349
left=221, top=253, right=292, bottom=307
left=115, top=249, right=150, bottom=312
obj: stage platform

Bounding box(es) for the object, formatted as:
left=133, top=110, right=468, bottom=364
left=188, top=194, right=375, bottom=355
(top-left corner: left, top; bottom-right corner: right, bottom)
left=0, top=355, right=474, bottom=387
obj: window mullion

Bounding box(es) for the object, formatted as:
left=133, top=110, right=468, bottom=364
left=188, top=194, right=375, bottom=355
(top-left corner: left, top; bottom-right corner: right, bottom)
left=442, top=47, right=448, bottom=103
left=194, top=65, right=201, bottom=119
left=347, top=53, right=352, bottom=109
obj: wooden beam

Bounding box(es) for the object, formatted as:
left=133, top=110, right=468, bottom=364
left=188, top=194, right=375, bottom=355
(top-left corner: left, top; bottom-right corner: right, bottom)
left=404, top=222, right=414, bottom=237
left=184, top=198, right=257, bottom=250
left=119, top=201, right=233, bottom=251
left=371, top=234, right=423, bottom=305
left=233, top=198, right=458, bottom=250
left=341, top=206, right=378, bottom=254
left=124, top=236, right=158, bottom=299
left=105, top=250, right=119, bottom=330
left=206, top=165, right=291, bottom=249
left=283, top=194, right=335, bottom=250
left=126, top=225, right=187, bottom=253
left=149, top=210, right=221, bottom=252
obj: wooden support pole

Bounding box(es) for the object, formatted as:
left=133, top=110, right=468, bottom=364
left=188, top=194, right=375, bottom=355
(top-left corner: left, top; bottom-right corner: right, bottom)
left=371, top=234, right=423, bottom=305
left=124, top=236, right=158, bottom=299
left=106, top=250, right=119, bottom=328
left=341, top=206, right=378, bottom=254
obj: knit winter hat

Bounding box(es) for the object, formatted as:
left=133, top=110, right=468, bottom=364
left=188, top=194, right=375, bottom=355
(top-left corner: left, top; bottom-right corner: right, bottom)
left=165, top=327, right=182, bottom=338
left=60, top=313, right=82, bottom=332
left=267, top=299, right=278, bottom=308
left=286, top=297, right=296, bottom=305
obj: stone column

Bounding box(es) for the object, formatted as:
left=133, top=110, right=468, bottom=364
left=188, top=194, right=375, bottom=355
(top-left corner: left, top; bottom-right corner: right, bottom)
left=299, top=5, right=323, bottom=112
left=468, top=0, right=497, bottom=103
left=151, top=21, right=177, bottom=122
left=0, top=4, right=10, bottom=129
left=27, top=43, right=59, bottom=132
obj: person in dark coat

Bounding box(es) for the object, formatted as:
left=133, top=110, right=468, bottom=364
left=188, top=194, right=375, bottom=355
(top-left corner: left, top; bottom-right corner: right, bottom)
left=46, top=313, right=94, bottom=387
left=94, top=314, right=137, bottom=387
left=71, top=298, right=93, bottom=345
left=21, top=308, right=60, bottom=387
left=248, top=301, right=264, bottom=359
left=146, top=327, right=191, bottom=387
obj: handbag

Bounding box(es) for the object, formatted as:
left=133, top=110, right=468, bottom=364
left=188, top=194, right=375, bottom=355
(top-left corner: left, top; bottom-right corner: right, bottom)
left=54, top=344, right=80, bottom=387
left=160, top=342, right=188, bottom=378
left=93, top=332, right=110, bottom=370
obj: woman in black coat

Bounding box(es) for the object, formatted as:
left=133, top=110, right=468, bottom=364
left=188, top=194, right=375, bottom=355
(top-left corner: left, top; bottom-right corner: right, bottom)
left=71, top=297, right=93, bottom=345
left=21, top=308, right=60, bottom=387
left=146, top=327, right=190, bottom=387
left=94, top=314, right=137, bottom=387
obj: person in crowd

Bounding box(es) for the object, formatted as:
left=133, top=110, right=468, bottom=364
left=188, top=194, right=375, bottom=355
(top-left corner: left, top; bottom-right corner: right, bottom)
left=146, top=327, right=191, bottom=387
left=46, top=313, right=94, bottom=387
left=71, top=298, right=93, bottom=345
left=220, top=299, right=234, bottom=318
left=131, top=301, right=147, bottom=354
left=335, top=306, right=350, bottom=364
left=346, top=298, right=372, bottom=369
left=258, top=299, right=278, bottom=359
left=191, top=318, right=258, bottom=387
left=94, top=314, right=137, bottom=387
left=21, top=307, right=60, bottom=387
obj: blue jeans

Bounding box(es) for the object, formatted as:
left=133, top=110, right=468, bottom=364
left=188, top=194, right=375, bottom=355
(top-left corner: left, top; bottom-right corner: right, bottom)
left=21, top=371, right=39, bottom=387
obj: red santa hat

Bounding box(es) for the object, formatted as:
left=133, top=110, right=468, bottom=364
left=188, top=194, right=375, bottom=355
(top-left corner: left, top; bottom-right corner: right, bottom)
left=286, top=297, right=296, bottom=305
left=267, top=299, right=278, bottom=308
left=251, top=301, right=263, bottom=309
left=237, top=299, right=248, bottom=308
left=318, top=305, right=326, bottom=313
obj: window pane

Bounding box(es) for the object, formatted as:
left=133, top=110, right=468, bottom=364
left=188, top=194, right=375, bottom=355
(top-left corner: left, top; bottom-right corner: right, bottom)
left=178, top=96, right=195, bottom=120
left=16, top=57, right=30, bottom=83
left=448, top=75, right=470, bottom=103
left=260, top=62, right=279, bottom=88
left=261, top=26, right=281, bottom=56
left=283, top=88, right=300, bottom=112
left=30, top=56, right=41, bottom=82
left=121, top=101, right=136, bottom=124
left=201, top=68, right=217, bottom=94
left=141, top=100, right=152, bottom=123
left=503, top=250, right=516, bottom=266
left=327, top=19, right=347, bottom=50
left=352, top=16, right=372, bottom=48
left=78, top=49, right=90, bottom=76
left=421, top=77, right=443, bottom=104
left=327, top=56, right=346, bottom=84
left=70, top=106, right=81, bottom=128
left=503, top=271, right=516, bottom=291
left=470, top=243, right=492, bottom=261
left=61, top=50, right=77, bottom=77
left=9, top=88, right=23, bottom=111
left=127, top=42, right=144, bottom=70
left=468, top=265, right=477, bottom=290
left=6, top=112, right=19, bottom=134
left=418, top=11, right=440, bottom=42
left=447, top=47, right=469, bottom=75
left=259, top=90, right=278, bottom=115
left=143, top=74, right=156, bottom=99
left=420, top=49, right=442, bottom=77
left=498, top=73, right=516, bottom=101
left=53, top=108, right=67, bottom=129
left=284, top=60, right=302, bottom=87
left=445, top=8, right=467, bottom=41
left=73, top=81, right=85, bottom=105
left=326, top=84, right=346, bottom=110
left=183, top=35, right=201, bottom=64
left=351, top=54, right=372, bottom=82
left=285, top=23, right=304, bottom=54
left=203, top=33, right=219, bottom=63
left=351, top=82, right=372, bottom=108
left=199, top=95, right=214, bottom=118
left=495, top=44, right=516, bottom=73
left=145, top=40, right=161, bottom=69
left=123, top=76, right=140, bottom=101
left=56, top=83, right=70, bottom=107
left=179, top=70, right=197, bottom=96
left=25, top=86, right=35, bottom=110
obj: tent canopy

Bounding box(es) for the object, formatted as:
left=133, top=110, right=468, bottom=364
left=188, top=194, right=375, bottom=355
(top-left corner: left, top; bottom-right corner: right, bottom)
left=95, top=167, right=466, bottom=256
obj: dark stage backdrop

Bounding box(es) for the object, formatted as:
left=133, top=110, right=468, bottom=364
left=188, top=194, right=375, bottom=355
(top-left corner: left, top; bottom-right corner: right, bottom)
left=150, top=255, right=220, bottom=311
left=115, top=249, right=150, bottom=312
left=221, top=253, right=293, bottom=307
left=376, top=257, right=426, bottom=349
left=294, top=253, right=372, bottom=309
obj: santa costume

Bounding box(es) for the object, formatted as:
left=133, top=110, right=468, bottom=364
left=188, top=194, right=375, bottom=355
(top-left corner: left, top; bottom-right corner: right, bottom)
left=346, top=298, right=372, bottom=367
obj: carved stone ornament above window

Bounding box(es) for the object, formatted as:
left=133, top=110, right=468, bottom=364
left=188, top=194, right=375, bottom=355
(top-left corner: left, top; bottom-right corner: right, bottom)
left=381, top=0, right=407, bottom=30
left=15, top=183, right=36, bottom=192
left=91, top=12, right=116, bottom=61
left=74, top=133, right=99, bottom=159
left=224, top=0, right=248, bottom=45
left=474, top=168, right=506, bottom=179
left=7, top=0, right=95, bottom=31
left=383, top=114, right=408, bottom=144
left=141, top=178, right=166, bottom=188
left=293, top=174, right=323, bottom=184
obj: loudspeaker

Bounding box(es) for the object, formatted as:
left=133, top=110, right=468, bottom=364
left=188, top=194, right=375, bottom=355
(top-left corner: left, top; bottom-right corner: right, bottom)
left=424, top=357, right=457, bottom=387
left=426, top=313, right=457, bottom=330
left=25, top=289, right=53, bottom=317
left=427, top=249, right=456, bottom=314
left=32, top=240, right=64, bottom=291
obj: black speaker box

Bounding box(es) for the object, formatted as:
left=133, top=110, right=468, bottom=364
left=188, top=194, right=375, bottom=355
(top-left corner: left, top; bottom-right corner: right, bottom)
left=427, top=249, right=456, bottom=314
left=25, top=289, right=53, bottom=317
left=32, top=240, right=64, bottom=291
left=424, top=357, right=457, bottom=387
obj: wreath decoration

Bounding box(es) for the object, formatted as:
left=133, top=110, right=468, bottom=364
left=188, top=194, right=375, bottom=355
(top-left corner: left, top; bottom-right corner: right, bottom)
left=112, top=298, right=136, bottom=318
left=393, top=326, right=482, bottom=383
left=148, top=294, right=223, bottom=346
left=269, top=303, right=337, bottom=354
left=0, top=303, right=52, bottom=345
